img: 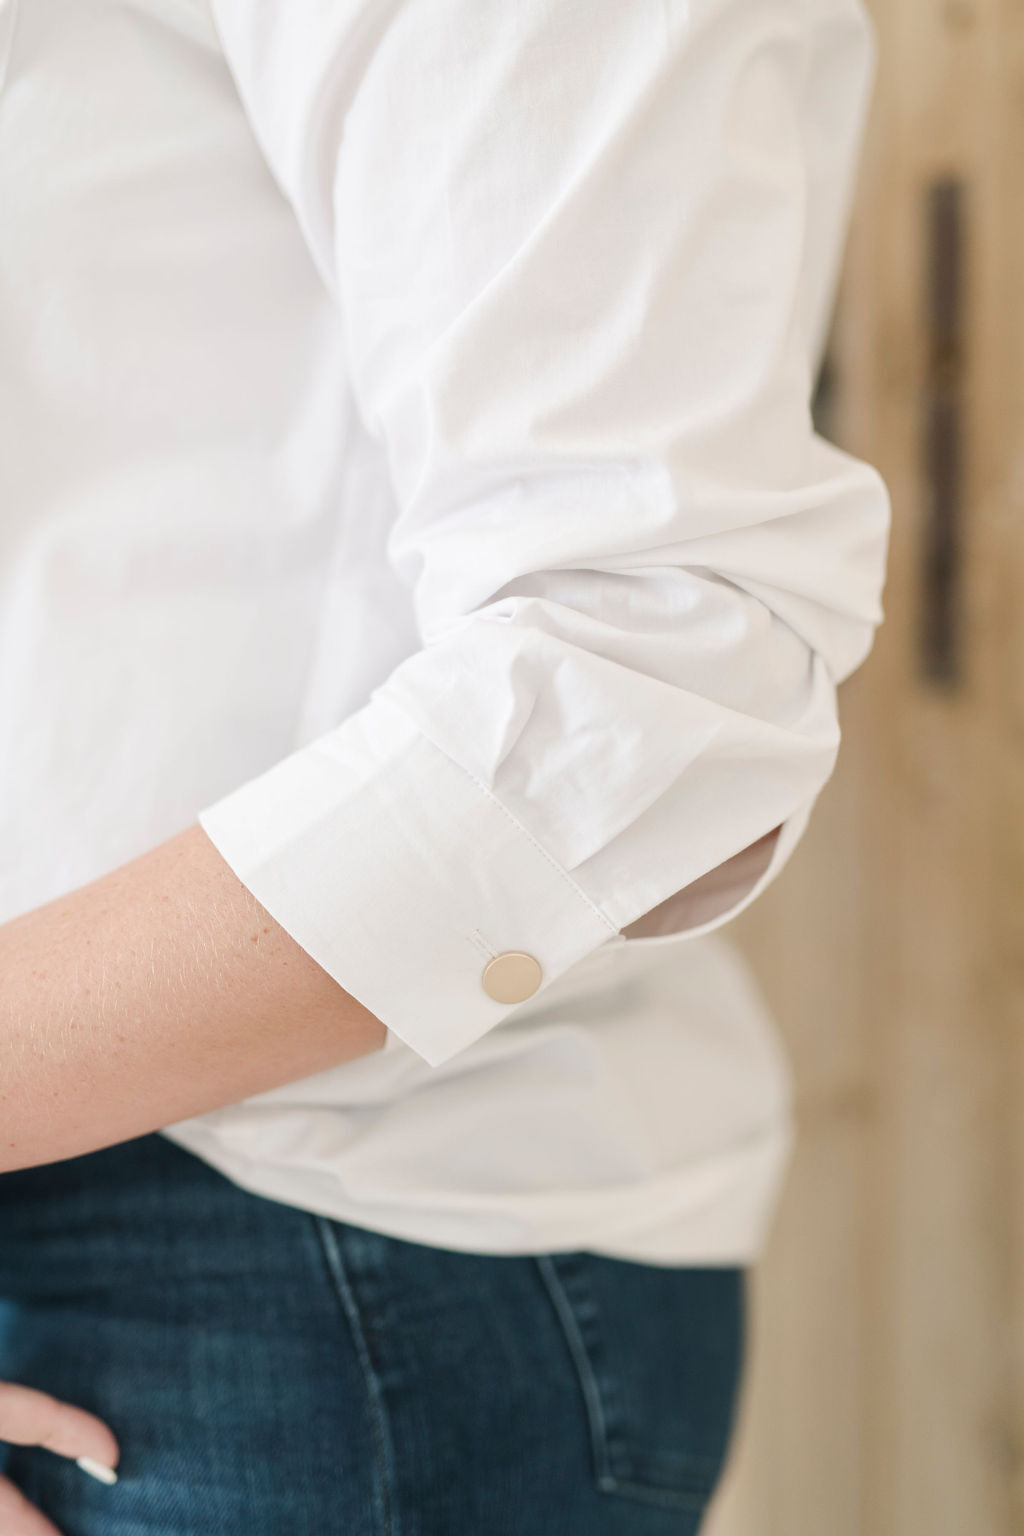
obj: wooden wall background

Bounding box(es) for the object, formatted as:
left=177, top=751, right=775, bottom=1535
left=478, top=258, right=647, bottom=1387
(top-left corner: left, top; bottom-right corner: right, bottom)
left=704, top=1, right=1024, bottom=1532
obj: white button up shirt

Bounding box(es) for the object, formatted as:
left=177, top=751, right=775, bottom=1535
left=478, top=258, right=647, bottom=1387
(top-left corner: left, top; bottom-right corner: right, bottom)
left=0, top=0, right=889, bottom=1261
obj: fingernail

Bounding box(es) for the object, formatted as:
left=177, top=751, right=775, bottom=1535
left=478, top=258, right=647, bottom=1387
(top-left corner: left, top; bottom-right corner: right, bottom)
left=76, top=1456, right=119, bottom=1486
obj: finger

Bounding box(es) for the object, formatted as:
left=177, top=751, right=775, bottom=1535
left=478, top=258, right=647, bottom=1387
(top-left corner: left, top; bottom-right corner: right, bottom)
left=0, top=1382, right=119, bottom=1472
left=0, top=1473, right=65, bottom=1536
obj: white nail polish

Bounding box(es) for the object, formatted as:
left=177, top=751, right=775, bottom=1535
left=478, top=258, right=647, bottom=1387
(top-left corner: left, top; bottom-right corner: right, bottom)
left=75, top=1456, right=119, bottom=1486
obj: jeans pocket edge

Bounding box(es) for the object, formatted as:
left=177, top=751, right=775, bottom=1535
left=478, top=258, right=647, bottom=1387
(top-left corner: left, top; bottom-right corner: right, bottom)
left=533, top=1252, right=725, bottom=1513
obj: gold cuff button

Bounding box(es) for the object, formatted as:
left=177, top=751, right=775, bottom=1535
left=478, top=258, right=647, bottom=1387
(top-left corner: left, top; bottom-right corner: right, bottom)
left=481, top=951, right=543, bottom=1004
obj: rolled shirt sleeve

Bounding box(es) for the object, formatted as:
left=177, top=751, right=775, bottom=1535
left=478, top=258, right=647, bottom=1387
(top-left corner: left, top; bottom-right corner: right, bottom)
left=198, top=0, right=891, bottom=1067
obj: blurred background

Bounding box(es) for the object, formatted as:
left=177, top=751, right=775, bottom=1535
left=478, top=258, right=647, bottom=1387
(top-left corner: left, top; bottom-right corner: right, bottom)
left=703, top=2, right=1024, bottom=1532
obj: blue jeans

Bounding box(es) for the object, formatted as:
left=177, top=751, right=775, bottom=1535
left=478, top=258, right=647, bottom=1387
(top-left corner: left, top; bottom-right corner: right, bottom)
left=0, top=1133, right=745, bottom=1534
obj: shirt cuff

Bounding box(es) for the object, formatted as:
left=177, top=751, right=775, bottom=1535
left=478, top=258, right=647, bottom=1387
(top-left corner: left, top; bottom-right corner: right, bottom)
left=196, top=692, right=620, bottom=1067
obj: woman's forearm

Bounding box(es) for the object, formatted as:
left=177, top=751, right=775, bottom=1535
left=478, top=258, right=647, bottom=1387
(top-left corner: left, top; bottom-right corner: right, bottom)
left=0, top=824, right=387, bottom=1174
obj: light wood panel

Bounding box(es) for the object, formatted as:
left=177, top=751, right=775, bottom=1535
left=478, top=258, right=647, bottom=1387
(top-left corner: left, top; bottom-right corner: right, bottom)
left=704, top=1, right=1024, bottom=1532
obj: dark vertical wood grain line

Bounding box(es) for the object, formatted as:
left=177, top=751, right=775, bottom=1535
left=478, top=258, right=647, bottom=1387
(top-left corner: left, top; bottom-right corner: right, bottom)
left=922, top=177, right=966, bottom=686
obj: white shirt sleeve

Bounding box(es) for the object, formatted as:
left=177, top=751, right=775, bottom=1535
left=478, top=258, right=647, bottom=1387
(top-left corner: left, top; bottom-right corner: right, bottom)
left=197, top=0, right=891, bottom=1067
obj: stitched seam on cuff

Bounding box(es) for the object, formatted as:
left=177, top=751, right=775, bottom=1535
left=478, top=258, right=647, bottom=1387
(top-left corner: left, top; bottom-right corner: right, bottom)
left=381, top=694, right=620, bottom=938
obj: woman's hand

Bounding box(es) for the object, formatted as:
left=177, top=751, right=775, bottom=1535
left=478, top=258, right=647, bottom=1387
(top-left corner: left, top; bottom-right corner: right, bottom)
left=0, top=1380, right=119, bottom=1536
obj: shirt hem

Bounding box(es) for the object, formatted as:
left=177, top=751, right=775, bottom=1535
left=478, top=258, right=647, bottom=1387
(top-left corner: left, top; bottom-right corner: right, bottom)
left=158, top=1116, right=795, bottom=1268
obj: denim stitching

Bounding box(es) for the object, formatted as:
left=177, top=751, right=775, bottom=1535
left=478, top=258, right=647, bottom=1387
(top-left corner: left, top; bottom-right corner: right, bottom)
left=534, top=1253, right=728, bottom=1512
left=534, top=1255, right=614, bottom=1486
left=596, top=1476, right=709, bottom=1513
left=314, top=1218, right=396, bottom=1536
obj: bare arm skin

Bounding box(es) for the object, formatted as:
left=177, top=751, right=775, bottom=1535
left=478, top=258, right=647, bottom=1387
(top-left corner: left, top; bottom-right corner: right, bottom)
left=0, top=823, right=387, bottom=1175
